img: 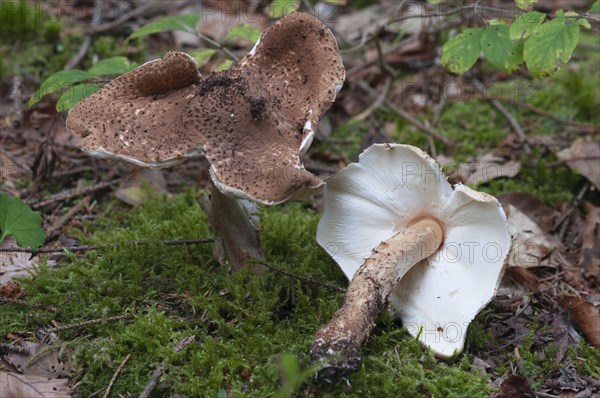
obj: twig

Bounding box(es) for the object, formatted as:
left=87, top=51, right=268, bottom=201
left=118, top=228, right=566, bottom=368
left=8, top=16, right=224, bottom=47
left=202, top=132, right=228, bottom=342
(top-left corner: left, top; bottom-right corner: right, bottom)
left=580, top=12, right=600, bottom=23
left=0, top=296, right=58, bottom=312
left=10, top=76, right=23, bottom=127
left=356, top=80, right=453, bottom=146
left=190, top=28, right=239, bottom=62
left=42, top=314, right=132, bottom=334
left=138, top=367, right=164, bottom=398
left=138, top=335, right=194, bottom=398
left=102, top=353, right=131, bottom=398
left=0, top=343, right=30, bottom=354
left=349, top=77, right=392, bottom=123
left=469, top=95, right=599, bottom=133
left=0, top=238, right=214, bottom=254
left=471, top=77, right=530, bottom=151
left=256, top=260, right=345, bottom=293
left=89, top=1, right=157, bottom=33
left=556, top=182, right=590, bottom=240
left=26, top=179, right=121, bottom=209
left=46, top=195, right=93, bottom=240
left=64, top=0, right=103, bottom=70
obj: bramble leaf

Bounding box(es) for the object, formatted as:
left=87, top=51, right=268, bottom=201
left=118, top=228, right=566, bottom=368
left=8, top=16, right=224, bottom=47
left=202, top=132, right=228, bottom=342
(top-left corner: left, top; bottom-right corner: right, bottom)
left=269, top=0, right=300, bottom=19
left=524, top=17, right=580, bottom=78
left=0, top=193, right=45, bottom=249
left=128, top=13, right=201, bottom=40
left=225, top=24, right=261, bottom=43
left=28, top=69, right=91, bottom=108
left=441, top=28, right=484, bottom=74
left=591, top=0, right=600, bottom=12
left=509, top=11, right=546, bottom=40
left=189, top=49, right=216, bottom=66
left=482, top=24, right=524, bottom=72
left=56, top=83, right=101, bottom=112
left=215, top=59, right=233, bottom=71
left=88, top=57, right=138, bottom=76
left=515, top=0, right=537, bottom=10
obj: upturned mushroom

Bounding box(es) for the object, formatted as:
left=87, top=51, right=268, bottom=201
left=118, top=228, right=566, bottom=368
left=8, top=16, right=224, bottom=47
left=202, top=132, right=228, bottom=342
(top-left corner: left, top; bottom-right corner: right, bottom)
left=311, top=143, right=511, bottom=380
left=65, top=13, right=345, bottom=267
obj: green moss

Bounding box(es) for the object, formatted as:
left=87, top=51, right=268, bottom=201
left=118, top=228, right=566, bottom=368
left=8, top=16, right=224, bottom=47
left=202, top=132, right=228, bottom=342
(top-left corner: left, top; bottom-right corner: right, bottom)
left=0, top=192, right=491, bottom=397
left=572, top=342, right=600, bottom=379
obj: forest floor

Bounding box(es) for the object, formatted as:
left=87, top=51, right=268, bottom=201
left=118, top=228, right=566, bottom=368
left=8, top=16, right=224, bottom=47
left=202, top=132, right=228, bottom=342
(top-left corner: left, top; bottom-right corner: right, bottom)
left=1, top=1, right=599, bottom=397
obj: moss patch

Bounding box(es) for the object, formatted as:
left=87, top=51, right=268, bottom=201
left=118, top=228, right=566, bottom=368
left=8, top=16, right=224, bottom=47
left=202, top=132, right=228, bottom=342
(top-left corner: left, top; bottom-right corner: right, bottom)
left=1, top=192, right=491, bottom=397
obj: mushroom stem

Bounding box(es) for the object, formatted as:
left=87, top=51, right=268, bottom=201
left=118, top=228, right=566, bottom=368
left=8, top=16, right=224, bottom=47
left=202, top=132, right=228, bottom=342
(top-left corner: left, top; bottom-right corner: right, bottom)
left=311, top=218, right=444, bottom=381
left=200, top=184, right=264, bottom=270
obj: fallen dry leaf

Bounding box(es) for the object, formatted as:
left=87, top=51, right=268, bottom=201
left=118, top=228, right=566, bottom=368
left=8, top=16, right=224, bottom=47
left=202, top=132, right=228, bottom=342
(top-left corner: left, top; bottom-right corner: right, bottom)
left=559, top=296, right=600, bottom=349
left=0, top=371, right=71, bottom=398
left=437, top=152, right=520, bottom=185
left=580, top=202, right=600, bottom=282
left=505, top=204, right=562, bottom=268
left=0, top=237, right=47, bottom=286
left=115, top=168, right=169, bottom=206
left=557, top=137, right=600, bottom=191
left=0, top=280, right=23, bottom=298
left=499, top=374, right=535, bottom=398
left=498, top=192, right=560, bottom=231
left=3, top=341, right=71, bottom=379
left=505, top=266, right=539, bottom=292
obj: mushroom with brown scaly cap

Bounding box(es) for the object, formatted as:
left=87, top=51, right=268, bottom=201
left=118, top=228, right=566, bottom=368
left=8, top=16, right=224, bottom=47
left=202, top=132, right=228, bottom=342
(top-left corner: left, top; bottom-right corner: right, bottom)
left=311, top=143, right=511, bottom=381
left=66, top=12, right=345, bottom=267
left=66, top=12, right=344, bottom=204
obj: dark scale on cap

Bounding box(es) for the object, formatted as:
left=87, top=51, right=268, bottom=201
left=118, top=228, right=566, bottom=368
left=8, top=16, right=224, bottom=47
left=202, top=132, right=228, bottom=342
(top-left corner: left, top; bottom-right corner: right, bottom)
left=66, top=12, right=345, bottom=205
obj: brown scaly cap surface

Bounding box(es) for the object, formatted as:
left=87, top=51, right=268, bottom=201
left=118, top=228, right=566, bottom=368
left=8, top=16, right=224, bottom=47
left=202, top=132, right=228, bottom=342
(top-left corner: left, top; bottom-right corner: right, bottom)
left=65, top=12, right=345, bottom=204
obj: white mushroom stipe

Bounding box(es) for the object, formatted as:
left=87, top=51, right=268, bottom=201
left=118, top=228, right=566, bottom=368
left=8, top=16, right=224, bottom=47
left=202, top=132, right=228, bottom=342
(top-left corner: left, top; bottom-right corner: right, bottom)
left=311, top=143, right=511, bottom=380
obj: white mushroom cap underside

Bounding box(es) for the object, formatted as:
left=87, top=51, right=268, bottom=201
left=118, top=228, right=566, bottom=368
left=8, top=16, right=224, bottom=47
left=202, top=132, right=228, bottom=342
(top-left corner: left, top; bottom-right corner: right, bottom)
left=316, top=143, right=511, bottom=358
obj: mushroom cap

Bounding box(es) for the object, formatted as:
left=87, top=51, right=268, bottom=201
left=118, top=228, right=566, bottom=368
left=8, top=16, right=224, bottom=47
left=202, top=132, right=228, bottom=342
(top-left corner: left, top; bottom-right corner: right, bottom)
left=66, top=12, right=345, bottom=205
left=316, top=143, right=511, bottom=359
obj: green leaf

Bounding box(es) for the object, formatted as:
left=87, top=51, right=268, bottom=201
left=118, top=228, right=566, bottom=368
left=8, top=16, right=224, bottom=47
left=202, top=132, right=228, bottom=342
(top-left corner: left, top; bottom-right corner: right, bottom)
left=225, top=24, right=261, bottom=43
left=269, top=0, right=300, bottom=19
left=577, top=18, right=592, bottom=29
left=590, top=0, right=600, bottom=12
left=88, top=57, right=138, bottom=76
left=28, top=70, right=91, bottom=108
left=128, top=13, right=201, bottom=41
left=441, top=28, right=484, bottom=74
left=189, top=49, right=216, bottom=66
left=482, top=25, right=524, bottom=72
left=215, top=59, right=233, bottom=71
left=524, top=17, right=580, bottom=78
left=56, top=83, right=101, bottom=112
left=515, top=0, right=537, bottom=10
left=509, top=11, right=546, bottom=40
left=0, top=193, right=45, bottom=249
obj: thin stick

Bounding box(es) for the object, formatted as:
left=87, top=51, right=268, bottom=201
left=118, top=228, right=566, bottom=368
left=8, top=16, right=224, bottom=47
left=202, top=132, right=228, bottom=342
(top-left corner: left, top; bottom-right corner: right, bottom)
left=471, top=78, right=529, bottom=149
left=27, top=179, right=121, bottom=209
left=103, top=353, right=131, bottom=398
left=357, top=80, right=452, bottom=146
left=64, top=0, right=103, bottom=70
left=138, top=335, right=194, bottom=398
left=0, top=343, right=30, bottom=354
left=0, top=297, right=58, bottom=312
left=349, top=77, right=392, bottom=123
left=138, top=368, right=164, bottom=398
left=46, top=195, right=93, bottom=240
left=90, top=2, right=157, bottom=34
left=42, top=314, right=132, bottom=334
left=257, top=260, right=345, bottom=293
left=0, top=238, right=213, bottom=254
left=469, top=95, right=599, bottom=133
